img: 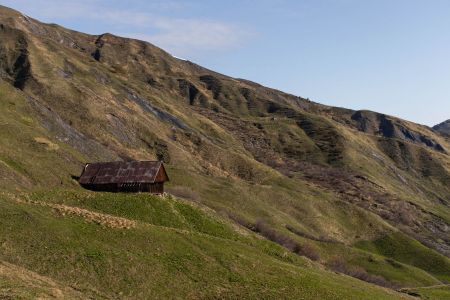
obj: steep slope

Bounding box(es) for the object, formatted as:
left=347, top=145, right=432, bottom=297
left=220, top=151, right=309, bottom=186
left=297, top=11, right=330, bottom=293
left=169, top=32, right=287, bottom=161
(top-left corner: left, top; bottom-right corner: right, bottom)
left=0, top=4, right=449, bottom=298
left=434, top=120, right=450, bottom=135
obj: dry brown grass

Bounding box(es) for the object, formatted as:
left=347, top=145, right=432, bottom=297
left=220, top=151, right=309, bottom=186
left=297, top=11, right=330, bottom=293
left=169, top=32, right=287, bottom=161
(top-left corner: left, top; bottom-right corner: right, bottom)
left=51, top=203, right=137, bottom=229
left=13, top=197, right=136, bottom=229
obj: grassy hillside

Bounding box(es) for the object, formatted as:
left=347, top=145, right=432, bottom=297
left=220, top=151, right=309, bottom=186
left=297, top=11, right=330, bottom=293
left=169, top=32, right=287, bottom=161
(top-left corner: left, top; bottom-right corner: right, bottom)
left=0, top=4, right=449, bottom=298
left=403, top=285, right=450, bottom=300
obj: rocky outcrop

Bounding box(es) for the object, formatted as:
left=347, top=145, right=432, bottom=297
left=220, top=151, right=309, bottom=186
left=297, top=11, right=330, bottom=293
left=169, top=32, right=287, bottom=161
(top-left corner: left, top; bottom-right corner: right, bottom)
left=352, top=111, right=446, bottom=152
left=0, top=24, right=31, bottom=89
left=177, top=79, right=207, bottom=106
left=433, top=120, right=450, bottom=136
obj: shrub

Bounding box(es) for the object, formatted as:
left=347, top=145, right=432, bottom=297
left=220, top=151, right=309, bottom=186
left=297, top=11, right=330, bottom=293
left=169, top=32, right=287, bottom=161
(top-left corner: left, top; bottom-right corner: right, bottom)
left=395, top=202, right=415, bottom=226
left=254, top=220, right=320, bottom=261
left=227, top=218, right=321, bottom=261
left=167, top=186, right=201, bottom=202
left=385, top=258, right=403, bottom=269
left=286, top=224, right=337, bottom=243
left=326, top=257, right=394, bottom=288
left=226, top=212, right=253, bottom=229
left=295, top=243, right=321, bottom=261
left=327, top=257, right=348, bottom=273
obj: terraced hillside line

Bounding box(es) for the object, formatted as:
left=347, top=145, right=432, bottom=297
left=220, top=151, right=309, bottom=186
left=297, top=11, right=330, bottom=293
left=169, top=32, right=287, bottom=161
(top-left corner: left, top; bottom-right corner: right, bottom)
left=8, top=194, right=229, bottom=238
left=51, top=203, right=137, bottom=229
left=14, top=197, right=136, bottom=229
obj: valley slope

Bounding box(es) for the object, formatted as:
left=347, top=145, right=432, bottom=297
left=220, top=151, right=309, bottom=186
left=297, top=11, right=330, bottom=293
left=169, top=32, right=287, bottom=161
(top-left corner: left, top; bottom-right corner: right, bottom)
left=0, top=5, right=449, bottom=299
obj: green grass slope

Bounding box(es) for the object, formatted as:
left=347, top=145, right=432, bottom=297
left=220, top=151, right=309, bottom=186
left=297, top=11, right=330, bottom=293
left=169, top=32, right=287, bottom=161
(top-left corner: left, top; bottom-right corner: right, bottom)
left=0, top=191, right=411, bottom=299
left=355, top=232, right=450, bottom=282
left=402, top=285, right=450, bottom=300
left=0, top=261, right=87, bottom=299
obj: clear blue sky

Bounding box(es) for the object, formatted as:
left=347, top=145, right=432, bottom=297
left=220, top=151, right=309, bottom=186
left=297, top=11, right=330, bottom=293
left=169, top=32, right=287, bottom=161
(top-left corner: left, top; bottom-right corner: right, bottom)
left=2, top=0, right=449, bottom=126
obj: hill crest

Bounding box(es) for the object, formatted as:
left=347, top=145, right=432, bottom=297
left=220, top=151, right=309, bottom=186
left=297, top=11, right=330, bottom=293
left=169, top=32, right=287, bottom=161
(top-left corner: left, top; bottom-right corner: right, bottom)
left=434, top=119, right=450, bottom=135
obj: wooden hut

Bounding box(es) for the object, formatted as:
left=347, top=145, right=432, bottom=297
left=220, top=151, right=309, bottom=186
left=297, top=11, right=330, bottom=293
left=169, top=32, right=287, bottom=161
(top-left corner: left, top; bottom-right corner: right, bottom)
left=78, top=161, right=169, bottom=194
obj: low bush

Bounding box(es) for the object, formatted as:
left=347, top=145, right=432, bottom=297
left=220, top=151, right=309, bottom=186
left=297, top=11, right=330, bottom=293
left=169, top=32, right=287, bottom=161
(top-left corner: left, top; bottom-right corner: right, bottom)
left=286, top=224, right=337, bottom=243
left=254, top=220, right=320, bottom=261
left=327, top=257, right=395, bottom=288
left=167, top=186, right=201, bottom=202
left=296, top=243, right=321, bottom=261
left=226, top=212, right=253, bottom=229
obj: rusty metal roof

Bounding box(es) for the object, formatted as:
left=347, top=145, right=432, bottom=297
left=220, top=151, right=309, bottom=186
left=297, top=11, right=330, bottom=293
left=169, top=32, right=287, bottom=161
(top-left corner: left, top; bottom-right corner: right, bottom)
left=79, top=161, right=168, bottom=185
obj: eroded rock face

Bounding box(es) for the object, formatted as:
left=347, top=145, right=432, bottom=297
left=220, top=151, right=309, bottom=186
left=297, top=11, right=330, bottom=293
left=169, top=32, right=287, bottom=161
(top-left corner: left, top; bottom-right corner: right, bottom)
left=351, top=111, right=446, bottom=152
left=0, top=24, right=31, bottom=89
left=26, top=96, right=118, bottom=161
left=177, top=79, right=205, bottom=106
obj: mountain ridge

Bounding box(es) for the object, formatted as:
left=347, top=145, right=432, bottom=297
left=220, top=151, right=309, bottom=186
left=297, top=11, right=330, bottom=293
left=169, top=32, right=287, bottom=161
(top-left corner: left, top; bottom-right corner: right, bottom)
left=434, top=119, right=450, bottom=135
left=0, top=4, right=449, bottom=299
